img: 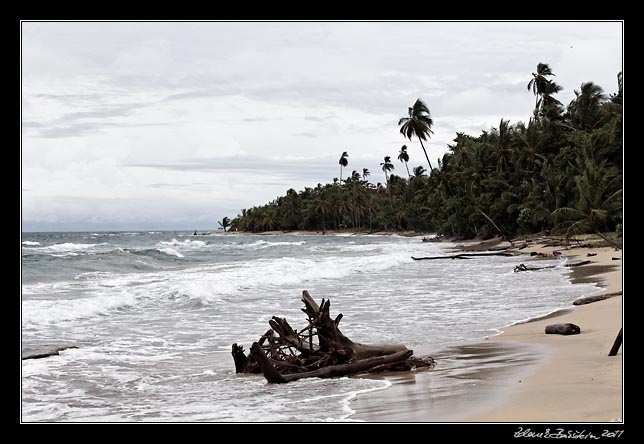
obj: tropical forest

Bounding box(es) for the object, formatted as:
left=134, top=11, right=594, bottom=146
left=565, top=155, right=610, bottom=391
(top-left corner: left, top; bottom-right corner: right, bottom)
left=229, top=64, right=623, bottom=241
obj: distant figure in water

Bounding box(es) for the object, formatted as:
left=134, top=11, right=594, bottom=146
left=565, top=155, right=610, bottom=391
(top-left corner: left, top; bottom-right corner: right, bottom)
left=193, top=229, right=197, bottom=236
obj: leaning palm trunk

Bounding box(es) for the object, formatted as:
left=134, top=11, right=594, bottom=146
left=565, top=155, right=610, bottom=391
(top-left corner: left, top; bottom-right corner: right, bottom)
left=418, top=138, right=434, bottom=171
left=594, top=230, right=621, bottom=249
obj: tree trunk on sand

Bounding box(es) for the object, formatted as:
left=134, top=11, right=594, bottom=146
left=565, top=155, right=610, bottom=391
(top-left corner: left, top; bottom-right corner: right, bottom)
left=608, top=328, right=622, bottom=356
left=231, top=290, right=435, bottom=383
left=573, top=291, right=622, bottom=306
left=478, top=209, right=512, bottom=245
left=595, top=231, right=621, bottom=250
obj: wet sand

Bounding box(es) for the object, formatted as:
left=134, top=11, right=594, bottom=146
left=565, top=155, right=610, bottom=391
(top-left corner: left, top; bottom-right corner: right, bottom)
left=351, top=341, right=546, bottom=422
left=350, top=237, right=623, bottom=422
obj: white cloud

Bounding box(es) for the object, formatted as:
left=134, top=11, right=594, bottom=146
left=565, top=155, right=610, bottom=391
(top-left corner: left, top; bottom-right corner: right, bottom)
left=21, top=21, right=623, bottom=231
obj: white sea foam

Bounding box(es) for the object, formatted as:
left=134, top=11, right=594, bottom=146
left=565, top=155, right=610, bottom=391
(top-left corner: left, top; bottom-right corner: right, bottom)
left=22, top=241, right=41, bottom=246
left=261, top=240, right=306, bottom=247
left=173, top=251, right=408, bottom=301
left=25, top=242, right=110, bottom=254
left=156, top=247, right=185, bottom=258
left=22, top=290, right=138, bottom=326
left=159, top=238, right=206, bottom=247
left=21, top=245, right=409, bottom=325
left=238, top=239, right=307, bottom=249
left=74, top=271, right=113, bottom=281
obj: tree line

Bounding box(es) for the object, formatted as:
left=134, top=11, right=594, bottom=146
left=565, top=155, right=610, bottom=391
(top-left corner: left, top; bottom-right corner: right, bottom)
left=225, top=63, right=622, bottom=240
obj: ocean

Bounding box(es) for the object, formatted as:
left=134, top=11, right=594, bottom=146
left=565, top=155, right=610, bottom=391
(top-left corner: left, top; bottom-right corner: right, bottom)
left=21, top=231, right=599, bottom=422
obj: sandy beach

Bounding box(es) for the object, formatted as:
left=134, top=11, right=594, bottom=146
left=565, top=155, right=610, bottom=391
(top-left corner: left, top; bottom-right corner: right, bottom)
left=351, top=236, right=623, bottom=422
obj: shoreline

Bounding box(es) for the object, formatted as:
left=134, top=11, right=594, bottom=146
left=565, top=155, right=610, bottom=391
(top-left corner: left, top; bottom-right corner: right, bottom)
left=349, top=237, right=623, bottom=422
left=207, top=229, right=432, bottom=237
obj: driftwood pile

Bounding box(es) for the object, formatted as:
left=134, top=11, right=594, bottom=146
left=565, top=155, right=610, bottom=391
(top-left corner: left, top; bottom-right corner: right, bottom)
left=232, top=290, right=435, bottom=383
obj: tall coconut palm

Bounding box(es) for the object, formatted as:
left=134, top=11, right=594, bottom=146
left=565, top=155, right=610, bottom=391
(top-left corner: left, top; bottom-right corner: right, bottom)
left=218, top=216, right=231, bottom=232
left=380, top=156, right=394, bottom=184
left=397, top=145, right=411, bottom=178
left=527, top=63, right=555, bottom=106
left=338, top=151, right=349, bottom=183
left=527, top=63, right=562, bottom=116
left=398, top=98, right=435, bottom=170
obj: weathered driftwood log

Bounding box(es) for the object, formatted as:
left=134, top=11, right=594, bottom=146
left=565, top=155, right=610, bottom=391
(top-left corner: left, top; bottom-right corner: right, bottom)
left=412, top=251, right=517, bottom=261
left=232, top=328, right=275, bottom=373
left=514, top=260, right=591, bottom=272
left=301, top=290, right=408, bottom=360
left=573, top=291, right=622, bottom=306
left=22, top=346, right=78, bottom=360
left=565, top=260, right=591, bottom=267
left=232, top=290, right=435, bottom=383
left=545, top=323, right=580, bottom=335
left=250, top=342, right=413, bottom=383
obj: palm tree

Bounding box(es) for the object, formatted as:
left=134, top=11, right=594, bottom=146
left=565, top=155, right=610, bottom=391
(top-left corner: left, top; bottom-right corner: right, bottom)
left=412, top=165, right=426, bottom=177
left=398, top=98, right=435, bottom=170
left=338, top=151, right=349, bottom=183
left=218, top=216, right=231, bottom=232
left=496, top=118, right=512, bottom=173
left=568, top=82, right=607, bottom=131
left=397, top=145, right=411, bottom=178
left=551, top=159, right=621, bottom=248
left=517, top=118, right=545, bottom=171
left=362, top=168, right=370, bottom=179
left=312, top=193, right=330, bottom=233
left=380, top=156, right=394, bottom=184
left=281, top=188, right=301, bottom=229
left=527, top=63, right=555, bottom=107
left=527, top=63, right=562, bottom=116
left=541, top=80, right=563, bottom=112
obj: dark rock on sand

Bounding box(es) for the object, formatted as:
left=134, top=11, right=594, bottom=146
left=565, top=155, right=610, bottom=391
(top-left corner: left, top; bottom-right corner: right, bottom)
left=545, top=323, right=580, bottom=335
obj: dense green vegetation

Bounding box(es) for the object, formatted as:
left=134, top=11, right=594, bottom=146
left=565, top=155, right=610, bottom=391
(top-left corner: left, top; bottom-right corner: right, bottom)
left=229, top=64, right=622, bottom=240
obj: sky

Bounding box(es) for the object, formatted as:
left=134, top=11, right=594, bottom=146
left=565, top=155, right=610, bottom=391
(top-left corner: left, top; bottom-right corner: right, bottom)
left=21, top=21, right=623, bottom=232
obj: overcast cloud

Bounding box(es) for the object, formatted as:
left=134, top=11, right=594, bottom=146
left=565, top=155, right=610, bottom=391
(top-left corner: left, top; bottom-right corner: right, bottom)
left=21, top=21, right=623, bottom=231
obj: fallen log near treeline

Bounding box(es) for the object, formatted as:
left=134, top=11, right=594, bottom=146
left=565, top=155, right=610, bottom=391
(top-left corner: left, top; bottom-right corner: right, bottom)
left=232, top=290, right=435, bottom=383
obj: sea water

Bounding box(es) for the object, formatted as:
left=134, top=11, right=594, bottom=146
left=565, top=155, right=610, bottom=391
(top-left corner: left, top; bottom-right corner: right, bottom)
left=21, top=232, right=599, bottom=422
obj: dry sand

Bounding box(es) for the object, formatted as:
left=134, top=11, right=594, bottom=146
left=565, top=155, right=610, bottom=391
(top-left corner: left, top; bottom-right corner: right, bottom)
left=351, top=237, right=623, bottom=423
